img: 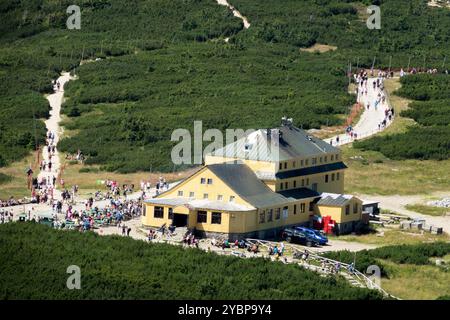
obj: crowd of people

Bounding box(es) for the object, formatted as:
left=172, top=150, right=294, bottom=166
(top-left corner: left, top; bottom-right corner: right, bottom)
left=0, top=197, right=29, bottom=207
left=155, top=176, right=170, bottom=195
left=0, top=209, right=14, bottom=223
left=103, top=180, right=135, bottom=198
left=49, top=197, right=142, bottom=232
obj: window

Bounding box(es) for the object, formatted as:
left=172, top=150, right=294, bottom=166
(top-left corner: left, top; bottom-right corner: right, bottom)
left=217, top=195, right=223, bottom=201
left=331, top=173, right=335, bottom=181
left=283, top=206, right=288, bottom=219
left=203, top=193, right=208, bottom=199
left=211, top=212, right=222, bottom=224
left=345, top=205, right=350, bottom=215
left=324, top=156, right=328, bottom=162
left=336, top=154, right=339, bottom=160
left=293, top=180, right=297, bottom=188
left=292, top=161, right=296, bottom=168
left=200, top=178, right=206, bottom=184
left=325, top=174, right=329, bottom=183
left=259, top=211, right=265, bottom=223
left=280, top=183, right=284, bottom=190
left=189, top=191, right=195, bottom=198
left=178, top=190, right=183, bottom=197
left=284, top=182, right=288, bottom=189
left=353, top=203, right=358, bottom=214
left=306, top=178, right=309, bottom=185
left=279, top=163, right=282, bottom=170
left=309, top=202, right=314, bottom=212
left=331, top=155, right=334, bottom=161
left=301, top=179, right=305, bottom=187
left=154, top=206, right=164, bottom=219
left=312, top=158, right=317, bottom=165
left=337, top=172, right=340, bottom=180
left=267, top=209, right=273, bottom=222
left=312, top=183, right=318, bottom=191
left=275, top=208, right=281, bottom=220
left=300, top=160, right=304, bottom=167
left=300, top=203, right=306, bottom=213
left=197, top=210, right=207, bottom=223
left=284, top=162, right=287, bottom=169
left=294, top=205, right=297, bottom=215
left=229, top=196, right=235, bottom=202
left=320, top=157, right=323, bottom=163
left=168, top=208, right=174, bottom=220
left=305, top=159, right=309, bottom=166
left=207, top=178, right=213, bottom=185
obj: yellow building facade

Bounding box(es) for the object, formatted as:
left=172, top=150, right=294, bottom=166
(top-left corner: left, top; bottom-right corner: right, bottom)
left=142, top=122, right=365, bottom=239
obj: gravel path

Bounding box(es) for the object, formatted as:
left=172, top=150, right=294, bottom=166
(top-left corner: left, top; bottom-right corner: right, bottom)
left=329, top=77, right=393, bottom=146
left=359, top=192, right=450, bottom=233
left=216, top=0, right=250, bottom=29
left=37, top=72, right=73, bottom=200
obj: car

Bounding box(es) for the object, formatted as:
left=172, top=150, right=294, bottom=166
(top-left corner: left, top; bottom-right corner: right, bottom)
left=281, top=227, right=320, bottom=247
left=294, top=226, right=328, bottom=246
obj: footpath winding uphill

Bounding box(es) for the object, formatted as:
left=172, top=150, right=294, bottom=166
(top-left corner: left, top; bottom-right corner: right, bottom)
left=38, top=72, right=73, bottom=199
left=329, top=77, right=393, bottom=146
left=216, top=0, right=250, bottom=29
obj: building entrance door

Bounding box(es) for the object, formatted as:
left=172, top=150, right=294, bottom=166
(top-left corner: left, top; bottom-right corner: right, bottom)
left=173, top=214, right=188, bottom=227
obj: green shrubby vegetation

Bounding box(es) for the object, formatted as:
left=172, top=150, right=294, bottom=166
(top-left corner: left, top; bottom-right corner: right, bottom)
left=0, top=222, right=382, bottom=299
left=355, top=74, right=450, bottom=160
left=1, top=0, right=449, bottom=171
left=323, top=242, right=450, bottom=277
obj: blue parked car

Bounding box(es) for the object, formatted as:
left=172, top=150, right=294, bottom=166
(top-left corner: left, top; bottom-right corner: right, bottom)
left=294, top=226, right=328, bottom=245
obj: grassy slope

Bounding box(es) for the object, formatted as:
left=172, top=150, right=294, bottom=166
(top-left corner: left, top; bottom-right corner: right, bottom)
left=381, top=260, right=450, bottom=300
left=404, top=204, right=449, bottom=217
left=344, top=76, right=450, bottom=195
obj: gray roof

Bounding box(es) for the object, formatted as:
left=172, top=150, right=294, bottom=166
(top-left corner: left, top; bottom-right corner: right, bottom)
left=207, top=162, right=290, bottom=208
left=278, top=188, right=320, bottom=200
left=209, top=125, right=340, bottom=162
left=276, top=161, right=347, bottom=179
left=317, top=192, right=353, bottom=206
left=144, top=198, right=190, bottom=206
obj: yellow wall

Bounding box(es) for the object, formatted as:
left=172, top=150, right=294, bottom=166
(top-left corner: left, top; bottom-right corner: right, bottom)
left=141, top=204, right=173, bottom=228
left=141, top=199, right=316, bottom=234
left=276, top=153, right=342, bottom=173
left=275, top=170, right=345, bottom=194
left=315, top=197, right=362, bottom=223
